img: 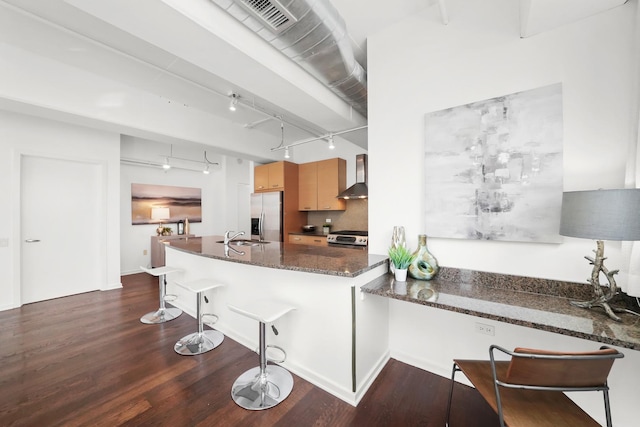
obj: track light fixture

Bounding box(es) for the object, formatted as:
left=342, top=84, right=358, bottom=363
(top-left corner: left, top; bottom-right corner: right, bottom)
left=229, top=93, right=238, bottom=111
left=162, top=157, right=171, bottom=170
left=328, top=134, right=335, bottom=150
left=284, top=146, right=290, bottom=159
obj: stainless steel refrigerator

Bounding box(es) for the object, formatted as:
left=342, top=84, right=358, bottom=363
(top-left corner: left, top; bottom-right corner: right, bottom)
left=250, top=192, right=283, bottom=242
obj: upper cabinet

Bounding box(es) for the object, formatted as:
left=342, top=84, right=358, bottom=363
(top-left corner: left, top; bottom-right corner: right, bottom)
left=298, top=158, right=346, bottom=211
left=254, top=161, right=290, bottom=192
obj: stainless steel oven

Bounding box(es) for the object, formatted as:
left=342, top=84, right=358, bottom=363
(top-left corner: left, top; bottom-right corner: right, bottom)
left=326, top=230, right=368, bottom=249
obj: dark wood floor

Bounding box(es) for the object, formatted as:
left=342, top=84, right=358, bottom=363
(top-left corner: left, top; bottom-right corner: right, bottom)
left=0, top=273, right=499, bottom=426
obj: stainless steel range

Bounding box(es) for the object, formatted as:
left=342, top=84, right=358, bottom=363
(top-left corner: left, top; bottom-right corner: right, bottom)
left=326, top=230, right=368, bottom=248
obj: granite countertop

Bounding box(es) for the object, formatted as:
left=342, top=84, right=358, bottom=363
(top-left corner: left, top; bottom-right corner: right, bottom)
left=164, top=235, right=387, bottom=278
left=361, top=267, right=640, bottom=350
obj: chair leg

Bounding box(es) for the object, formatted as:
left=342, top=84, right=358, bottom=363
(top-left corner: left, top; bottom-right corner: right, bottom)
left=445, top=363, right=461, bottom=427
left=140, top=274, right=182, bottom=324
left=231, top=321, right=293, bottom=410
left=174, top=290, right=223, bottom=355
left=603, top=388, right=613, bottom=427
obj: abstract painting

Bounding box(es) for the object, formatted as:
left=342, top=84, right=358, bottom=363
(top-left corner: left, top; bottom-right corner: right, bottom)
left=131, top=183, right=202, bottom=225
left=424, top=83, right=563, bottom=243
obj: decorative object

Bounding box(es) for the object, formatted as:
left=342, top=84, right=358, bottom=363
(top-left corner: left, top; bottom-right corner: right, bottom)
left=151, top=207, right=170, bottom=236
left=177, top=220, right=184, bottom=235
left=388, top=245, right=415, bottom=282
left=161, top=227, right=173, bottom=236
left=131, top=183, right=202, bottom=225
left=409, top=234, right=439, bottom=280
left=391, top=226, right=406, bottom=249
left=184, top=218, right=190, bottom=235
left=322, top=223, right=331, bottom=235
left=424, top=83, right=563, bottom=243
left=390, top=226, right=406, bottom=273
left=560, top=189, right=640, bottom=321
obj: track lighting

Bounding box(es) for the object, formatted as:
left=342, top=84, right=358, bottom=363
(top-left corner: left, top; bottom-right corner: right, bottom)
left=229, top=93, right=238, bottom=112
left=328, top=134, right=335, bottom=150
left=284, top=147, right=290, bottom=159
left=203, top=164, right=210, bottom=174
left=162, top=157, right=171, bottom=170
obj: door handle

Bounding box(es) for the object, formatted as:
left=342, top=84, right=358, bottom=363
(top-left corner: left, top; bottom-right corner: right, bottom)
left=25, top=239, right=41, bottom=243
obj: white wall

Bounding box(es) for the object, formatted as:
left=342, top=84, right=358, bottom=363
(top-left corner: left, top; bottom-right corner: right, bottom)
left=368, top=0, right=639, bottom=424
left=119, top=136, right=250, bottom=274
left=0, top=110, right=121, bottom=310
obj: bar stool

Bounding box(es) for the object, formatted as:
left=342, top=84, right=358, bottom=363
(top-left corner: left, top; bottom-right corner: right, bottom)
left=139, top=265, right=183, bottom=324
left=228, top=300, right=296, bottom=410
left=173, top=279, right=225, bottom=356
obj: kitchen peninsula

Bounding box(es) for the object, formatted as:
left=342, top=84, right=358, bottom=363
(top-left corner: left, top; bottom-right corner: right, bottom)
left=162, top=235, right=388, bottom=405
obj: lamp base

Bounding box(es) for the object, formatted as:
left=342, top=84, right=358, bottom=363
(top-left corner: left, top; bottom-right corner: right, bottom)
left=571, top=240, right=623, bottom=322
left=569, top=299, right=626, bottom=322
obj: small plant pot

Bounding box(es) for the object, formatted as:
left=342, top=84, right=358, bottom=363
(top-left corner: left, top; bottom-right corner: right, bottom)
left=394, top=268, right=408, bottom=281
left=322, top=226, right=331, bottom=235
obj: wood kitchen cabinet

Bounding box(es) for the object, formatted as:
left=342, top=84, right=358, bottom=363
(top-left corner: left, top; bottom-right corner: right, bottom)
left=254, top=161, right=292, bottom=192
left=288, top=234, right=328, bottom=246
left=253, top=161, right=306, bottom=240
left=298, top=158, right=346, bottom=211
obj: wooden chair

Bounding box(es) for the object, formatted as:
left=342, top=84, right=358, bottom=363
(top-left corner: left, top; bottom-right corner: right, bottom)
left=445, top=344, right=624, bottom=427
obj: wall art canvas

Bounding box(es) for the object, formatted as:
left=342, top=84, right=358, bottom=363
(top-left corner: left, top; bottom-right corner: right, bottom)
left=131, top=183, right=202, bottom=225
left=424, top=83, right=563, bottom=243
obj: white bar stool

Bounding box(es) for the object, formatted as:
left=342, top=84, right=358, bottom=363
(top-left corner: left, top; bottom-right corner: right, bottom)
left=139, top=265, right=183, bottom=324
left=173, top=279, right=225, bottom=356
left=228, top=300, right=296, bottom=410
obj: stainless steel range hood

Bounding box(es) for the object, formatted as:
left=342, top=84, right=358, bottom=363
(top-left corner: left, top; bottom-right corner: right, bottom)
left=338, top=154, right=367, bottom=199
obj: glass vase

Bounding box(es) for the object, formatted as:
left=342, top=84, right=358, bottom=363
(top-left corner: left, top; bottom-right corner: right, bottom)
left=408, top=234, right=438, bottom=280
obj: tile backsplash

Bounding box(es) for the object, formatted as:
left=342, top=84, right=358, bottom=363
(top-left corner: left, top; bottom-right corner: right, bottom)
left=307, top=198, right=368, bottom=231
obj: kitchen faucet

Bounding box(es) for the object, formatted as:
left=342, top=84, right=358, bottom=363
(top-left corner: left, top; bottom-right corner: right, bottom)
left=224, top=230, right=245, bottom=245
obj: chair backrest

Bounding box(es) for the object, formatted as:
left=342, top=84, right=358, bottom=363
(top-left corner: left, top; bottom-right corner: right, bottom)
left=504, top=346, right=622, bottom=388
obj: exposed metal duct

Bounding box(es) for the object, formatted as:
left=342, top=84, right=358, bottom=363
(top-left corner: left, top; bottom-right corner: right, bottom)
left=210, top=0, right=368, bottom=117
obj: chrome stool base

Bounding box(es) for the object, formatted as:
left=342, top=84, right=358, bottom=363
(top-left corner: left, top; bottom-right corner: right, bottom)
left=231, top=365, right=294, bottom=410
left=140, top=307, right=183, bottom=324
left=174, top=330, right=224, bottom=355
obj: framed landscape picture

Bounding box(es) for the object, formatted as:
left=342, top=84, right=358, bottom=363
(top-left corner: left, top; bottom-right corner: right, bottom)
left=131, top=183, right=202, bottom=225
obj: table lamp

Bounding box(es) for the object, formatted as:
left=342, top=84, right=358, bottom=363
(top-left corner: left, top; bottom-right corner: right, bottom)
left=559, top=189, right=640, bottom=321
left=151, top=207, right=171, bottom=236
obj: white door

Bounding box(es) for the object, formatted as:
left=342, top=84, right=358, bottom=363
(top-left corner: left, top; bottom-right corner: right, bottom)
left=21, top=155, right=102, bottom=304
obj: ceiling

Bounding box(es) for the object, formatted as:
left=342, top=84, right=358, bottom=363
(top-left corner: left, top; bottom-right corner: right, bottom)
left=0, top=0, right=629, bottom=157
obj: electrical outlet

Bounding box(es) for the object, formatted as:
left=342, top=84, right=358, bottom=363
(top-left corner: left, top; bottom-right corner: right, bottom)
left=475, top=322, right=495, bottom=336
left=143, top=249, right=147, bottom=255
left=325, top=218, right=331, bottom=223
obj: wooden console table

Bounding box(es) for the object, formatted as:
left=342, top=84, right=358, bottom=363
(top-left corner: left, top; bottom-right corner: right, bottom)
left=150, top=235, right=195, bottom=267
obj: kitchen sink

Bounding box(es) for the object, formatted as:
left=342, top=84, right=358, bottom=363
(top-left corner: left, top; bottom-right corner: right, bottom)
left=216, top=239, right=271, bottom=247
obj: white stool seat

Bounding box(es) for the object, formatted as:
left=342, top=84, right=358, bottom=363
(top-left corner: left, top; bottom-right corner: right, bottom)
left=228, top=300, right=295, bottom=324
left=140, top=265, right=181, bottom=277
left=139, top=265, right=183, bottom=324
left=228, top=299, right=295, bottom=410
left=175, top=278, right=225, bottom=294
left=173, top=278, right=225, bottom=356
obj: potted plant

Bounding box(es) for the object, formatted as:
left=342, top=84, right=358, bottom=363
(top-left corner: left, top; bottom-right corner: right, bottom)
left=388, top=245, right=415, bottom=281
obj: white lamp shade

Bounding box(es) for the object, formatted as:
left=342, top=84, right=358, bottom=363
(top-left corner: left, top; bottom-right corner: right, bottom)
left=560, top=189, right=640, bottom=241
left=151, top=207, right=170, bottom=221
